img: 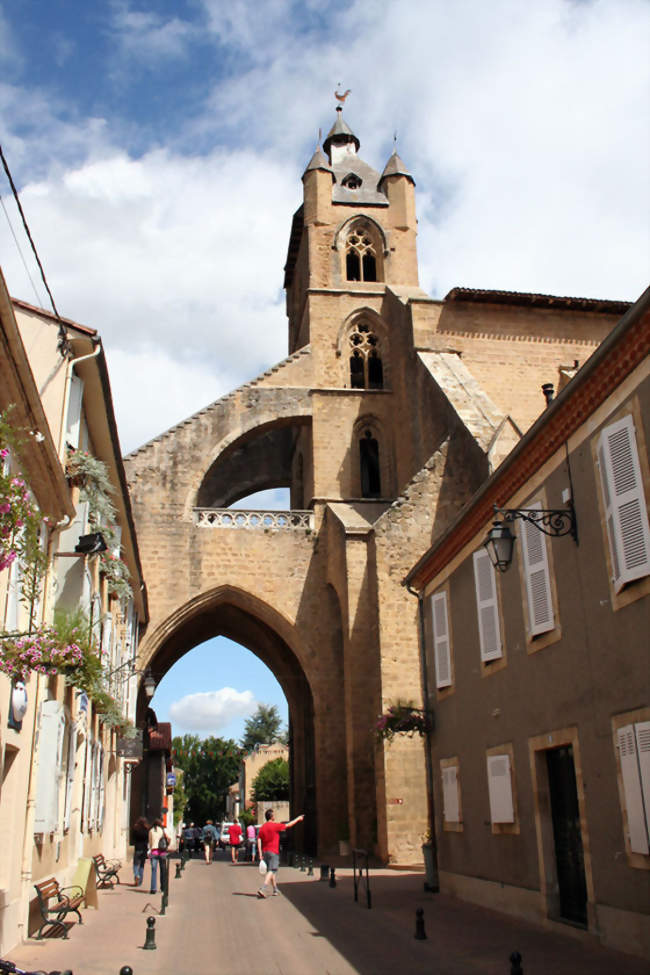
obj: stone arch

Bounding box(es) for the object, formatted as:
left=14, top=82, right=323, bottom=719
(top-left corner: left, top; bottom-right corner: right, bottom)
left=192, top=415, right=312, bottom=512
left=135, top=585, right=320, bottom=853
left=332, top=216, right=387, bottom=283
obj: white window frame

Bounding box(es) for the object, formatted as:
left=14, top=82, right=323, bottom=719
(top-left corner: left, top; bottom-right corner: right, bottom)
left=519, top=501, right=555, bottom=636
left=473, top=549, right=502, bottom=661
left=65, top=374, right=84, bottom=449
left=598, top=414, right=650, bottom=592
left=617, top=722, right=650, bottom=855
left=441, top=763, right=460, bottom=824
left=430, top=590, right=452, bottom=689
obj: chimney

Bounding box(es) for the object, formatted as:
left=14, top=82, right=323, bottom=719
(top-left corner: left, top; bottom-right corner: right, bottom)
left=542, top=383, right=555, bottom=407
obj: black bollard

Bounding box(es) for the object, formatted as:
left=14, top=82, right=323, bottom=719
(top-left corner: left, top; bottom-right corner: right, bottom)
left=319, top=864, right=329, bottom=881
left=414, top=907, right=427, bottom=940
left=175, top=860, right=182, bottom=879
left=510, top=951, right=523, bottom=975
left=143, top=915, right=157, bottom=950
left=308, top=858, right=314, bottom=876
left=120, top=968, right=134, bottom=975
left=329, top=866, right=336, bottom=888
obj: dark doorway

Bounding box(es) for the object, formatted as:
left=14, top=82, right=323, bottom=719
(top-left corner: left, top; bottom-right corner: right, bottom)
left=546, top=746, right=588, bottom=926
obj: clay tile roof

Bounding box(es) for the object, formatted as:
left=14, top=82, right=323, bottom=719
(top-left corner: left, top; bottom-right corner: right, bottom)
left=148, top=722, right=172, bottom=751
left=444, top=287, right=630, bottom=315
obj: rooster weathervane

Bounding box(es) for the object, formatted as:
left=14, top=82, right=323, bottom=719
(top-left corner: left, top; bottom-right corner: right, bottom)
left=335, top=85, right=351, bottom=105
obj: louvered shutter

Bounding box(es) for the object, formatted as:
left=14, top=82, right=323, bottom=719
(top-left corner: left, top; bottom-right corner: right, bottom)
left=97, top=746, right=105, bottom=832
left=617, top=725, right=650, bottom=854
left=431, top=591, right=452, bottom=688
left=63, top=724, right=78, bottom=831
left=34, top=701, right=65, bottom=833
left=598, top=416, right=650, bottom=591
left=473, top=550, right=502, bottom=661
left=101, top=612, right=113, bottom=664
left=441, top=765, right=459, bottom=822
left=487, top=753, right=514, bottom=823
left=635, top=722, right=650, bottom=832
left=65, top=375, right=84, bottom=448
left=520, top=502, right=555, bottom=636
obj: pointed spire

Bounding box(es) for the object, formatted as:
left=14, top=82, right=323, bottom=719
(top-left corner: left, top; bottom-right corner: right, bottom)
left=323, top=107, right=360, bottom=162
left=302, top=128, right=333, bottom=178
left=379, top=147, right=415, bottom=187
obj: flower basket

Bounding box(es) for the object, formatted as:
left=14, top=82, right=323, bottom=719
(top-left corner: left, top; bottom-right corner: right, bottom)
left=375, top=702, right=432, bottom=744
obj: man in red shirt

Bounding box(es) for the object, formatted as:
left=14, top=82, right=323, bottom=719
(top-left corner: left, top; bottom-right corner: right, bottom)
left=257, top=808, right=304, bottom=898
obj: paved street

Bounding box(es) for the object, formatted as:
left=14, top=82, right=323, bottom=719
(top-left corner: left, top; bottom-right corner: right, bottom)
left=9, top=852, right=648, bottom=975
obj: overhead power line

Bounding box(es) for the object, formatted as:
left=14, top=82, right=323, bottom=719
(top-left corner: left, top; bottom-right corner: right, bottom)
left=0, top=143, right=70, bottom=355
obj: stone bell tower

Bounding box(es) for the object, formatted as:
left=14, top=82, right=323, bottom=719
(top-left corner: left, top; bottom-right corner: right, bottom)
left=284, top=106, right=429, bottom=511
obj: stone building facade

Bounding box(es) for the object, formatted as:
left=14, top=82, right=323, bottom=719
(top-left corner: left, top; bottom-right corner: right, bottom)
left=124, top=107, right=629, bottom=864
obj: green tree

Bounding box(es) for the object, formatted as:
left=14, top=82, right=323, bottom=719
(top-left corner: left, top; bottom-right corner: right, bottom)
left=172, top=734, right=241, bottom=823
left=251, top=757, right=289, bottom=802
left=240, top=704, right=286, bottom=752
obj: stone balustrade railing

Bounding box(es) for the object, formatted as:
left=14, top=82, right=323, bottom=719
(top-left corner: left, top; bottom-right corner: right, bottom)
left=194, top=508, right=314, bottom=531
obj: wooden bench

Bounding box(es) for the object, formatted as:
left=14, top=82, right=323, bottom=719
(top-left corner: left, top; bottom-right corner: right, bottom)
left=92, top=854, right=121, bottom=888
left=33, top=877, right=83, bottom=939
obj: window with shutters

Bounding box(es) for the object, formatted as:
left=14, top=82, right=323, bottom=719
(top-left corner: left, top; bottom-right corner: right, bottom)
left=34, top=701, right=66, bottom=834
left=486, top=744, right=519, bottom=834
left=472, top=549, right=505, bottom=673
left=612, top=710, right=650, bottom=864
left=518, top=500, right=559, bottom=648
left=430, top=589, right=453, bottom=692
left=440, top=757, right=462, bottom=831
left=596, top=414, right=650, bottom=595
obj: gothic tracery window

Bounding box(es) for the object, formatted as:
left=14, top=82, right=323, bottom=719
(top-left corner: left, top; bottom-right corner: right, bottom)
left=349, top=322, right=384, bottom=390
left=345, top=224, right=378, bottom=282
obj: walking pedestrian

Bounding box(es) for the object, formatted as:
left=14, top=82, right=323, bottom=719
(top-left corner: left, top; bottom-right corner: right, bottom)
left=132, top=816, right=149, bottom=886
left=246, top=821, right=257, bottom=862
left=257, top=809, right=304, bottom=898
left=183, top=822, right=196, bottom=857
left=203, top=820, right=217, bottom=863
left=148, top=818, right=169, bottom=894
left=229, top=820, right=243, bottom=863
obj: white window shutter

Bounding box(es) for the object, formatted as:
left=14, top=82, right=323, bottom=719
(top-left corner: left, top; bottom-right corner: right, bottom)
left=97, top=747, right=105, bottom=832
left=101, top=612, right=113, bottom=663
left=441, top=765, right=459, bottom=822
left=487, top=753, right=514, bottom=823
left=519, top=502, right=555, bottom=636
left=617, top=725, right=650, bottom=854
left=473, top=550, right=502, bottom=661
left=63, top=724, right=78, bottom=831
left=66, top=374, right=84, bottom=448
left=598, top=416, right=650, bottom=591
left=34, top=701, right=65, bottom=834
left=634, top=722, right=650, bottom=845
left=431, top=591, right=452, bottom=688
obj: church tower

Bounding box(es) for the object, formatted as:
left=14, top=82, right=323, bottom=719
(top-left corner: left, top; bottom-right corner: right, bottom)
left=285, top=106, right=425, bottom=511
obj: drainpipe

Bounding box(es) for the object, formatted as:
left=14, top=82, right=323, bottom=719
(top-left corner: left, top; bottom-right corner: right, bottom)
left=58, top=341, right=101, bottom=461
left=406, top=582, right=439, bottom=892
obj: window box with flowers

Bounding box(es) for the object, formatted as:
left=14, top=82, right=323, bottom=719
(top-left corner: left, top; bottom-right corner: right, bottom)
left=375, top=702, right=433, bottom=744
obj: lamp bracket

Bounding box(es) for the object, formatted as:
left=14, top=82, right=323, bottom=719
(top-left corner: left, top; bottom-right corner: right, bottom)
left=494, top=499, right=578, bottom=544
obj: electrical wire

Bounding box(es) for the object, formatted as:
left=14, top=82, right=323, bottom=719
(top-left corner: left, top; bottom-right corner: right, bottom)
left=0, top=192, right=45, bottom=308
left=0, top=143, right=70, bottom=355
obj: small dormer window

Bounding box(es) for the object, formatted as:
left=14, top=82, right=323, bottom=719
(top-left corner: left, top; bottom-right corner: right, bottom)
left=342, top=173, right=362, bottom=190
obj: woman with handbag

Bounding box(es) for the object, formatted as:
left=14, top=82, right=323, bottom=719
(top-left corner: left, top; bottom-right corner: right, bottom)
left=132, top=816, right=149, bottom=886
left=148, top=818, right=169, bottom=894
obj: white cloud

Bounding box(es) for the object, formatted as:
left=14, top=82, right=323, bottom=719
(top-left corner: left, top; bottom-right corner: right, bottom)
left=169, top=687, right=257, bottom=732
left=110, top=1, right=197, bottom=63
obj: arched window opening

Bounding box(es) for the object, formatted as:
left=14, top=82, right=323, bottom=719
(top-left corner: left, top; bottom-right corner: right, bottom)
left=348, top=322, right=384, bottom=390
left=360, top=430, right=381, bottom=498
left=342, top=173, right=362, bottom=189
left=345, top=224, right=380, bottom=283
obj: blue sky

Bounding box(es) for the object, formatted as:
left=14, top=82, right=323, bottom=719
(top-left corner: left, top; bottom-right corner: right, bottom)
left=1, top=0, right=649, bottom=739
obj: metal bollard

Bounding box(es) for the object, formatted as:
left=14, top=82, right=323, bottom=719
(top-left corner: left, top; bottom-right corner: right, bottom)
left=414, top=907, right=427, bottom=940
left=319, top=864, right=329, bottom=881
left=143, top=915, right=157, bottom=950
left=120, top=968, right=134, bottom=975
left=300, top=855, right=305, bottom=872
left=308, top=858, right=314, bottom=876
left=510, top=951, right=523, bottom=975
left=175, top=860, right=182, bottom=879
left=329, top=866, right=336, bottom=888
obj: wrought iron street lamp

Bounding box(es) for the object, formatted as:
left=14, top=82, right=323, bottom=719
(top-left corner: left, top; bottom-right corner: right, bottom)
left=106, top=660, right=156, bottom=698
left=483, top=499, right=578, bottom=573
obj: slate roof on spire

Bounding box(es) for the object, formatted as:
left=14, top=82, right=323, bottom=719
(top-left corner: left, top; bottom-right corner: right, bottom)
left=379, top=149, right=415, bottom=187
left=323, top=108, right=361, bottom=157
left=302, top=146, right=333, bottom=178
